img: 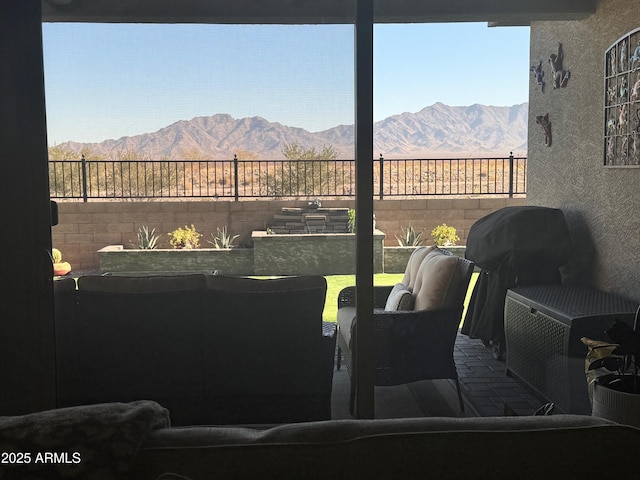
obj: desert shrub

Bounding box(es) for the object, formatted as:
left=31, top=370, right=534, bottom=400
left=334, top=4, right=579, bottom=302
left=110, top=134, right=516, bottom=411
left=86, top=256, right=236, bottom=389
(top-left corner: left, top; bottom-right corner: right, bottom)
left=168, top=224, right=201, bottom=249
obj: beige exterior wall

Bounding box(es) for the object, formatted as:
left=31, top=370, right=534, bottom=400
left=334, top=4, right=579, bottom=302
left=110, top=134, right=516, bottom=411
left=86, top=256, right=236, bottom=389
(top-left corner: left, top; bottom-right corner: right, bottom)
left=53, top=197, right=525, bottom=271
left=528, top=0, right=640, bottom=300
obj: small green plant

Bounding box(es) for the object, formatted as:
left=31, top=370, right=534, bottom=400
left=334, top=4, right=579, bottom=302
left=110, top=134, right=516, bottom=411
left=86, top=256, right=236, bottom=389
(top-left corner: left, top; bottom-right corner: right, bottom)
left=431, top=223, right=460, bottom=246
left=395, top=224, right=426, bottom=246
left=347, top=209, right=376, bottom=233
left=347, top=208, right=356, bottom=233
left=135, top=226, right=159, bottom=249
left=208, top=226, right=239, bottom=249
left=168, top=224, right=201, bottom=249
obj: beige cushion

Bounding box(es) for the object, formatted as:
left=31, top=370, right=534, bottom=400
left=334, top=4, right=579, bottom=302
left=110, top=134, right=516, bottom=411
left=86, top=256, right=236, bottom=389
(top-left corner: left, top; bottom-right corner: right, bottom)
left=401, top=246, right=435, bottom=290
left=337, top=306, right=357, bottom=348
left=412, top=248, right=461, bottom=311
left=384, top=283, right=414, bottom=311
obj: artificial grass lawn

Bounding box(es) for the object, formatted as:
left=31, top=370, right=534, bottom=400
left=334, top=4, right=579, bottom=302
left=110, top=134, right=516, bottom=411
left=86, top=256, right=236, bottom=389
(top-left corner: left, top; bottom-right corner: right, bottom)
left=323, top=273, right=403, bottom=322
left=323, top=272, right=478, bottom=323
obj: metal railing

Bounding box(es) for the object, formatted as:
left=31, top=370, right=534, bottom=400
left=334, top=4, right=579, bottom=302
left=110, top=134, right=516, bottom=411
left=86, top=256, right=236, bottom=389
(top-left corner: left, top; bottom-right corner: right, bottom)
left=49, top=154, right=526, bottom=201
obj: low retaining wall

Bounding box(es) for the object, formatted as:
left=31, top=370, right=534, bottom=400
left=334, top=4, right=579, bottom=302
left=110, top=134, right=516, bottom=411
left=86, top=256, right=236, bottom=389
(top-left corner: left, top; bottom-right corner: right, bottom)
left=383, top=245, right=466, bottom=273
left=252, top=230, right=385, bottom=275
left=98, top=245, right=254, bottom=275
left=98, top=240, right=465, bottom=276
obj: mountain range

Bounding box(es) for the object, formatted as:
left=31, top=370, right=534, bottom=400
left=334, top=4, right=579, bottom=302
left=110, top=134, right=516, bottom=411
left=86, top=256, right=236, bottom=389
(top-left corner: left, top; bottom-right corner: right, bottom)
left=58, top=102, right=528, bottom=159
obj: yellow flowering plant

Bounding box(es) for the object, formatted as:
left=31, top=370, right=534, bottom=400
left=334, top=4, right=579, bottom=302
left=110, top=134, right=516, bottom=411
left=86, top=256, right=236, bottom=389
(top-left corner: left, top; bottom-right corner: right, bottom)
left=431, top=223, right=460, bottom=246
left=168, top=224, right=201, bottom=249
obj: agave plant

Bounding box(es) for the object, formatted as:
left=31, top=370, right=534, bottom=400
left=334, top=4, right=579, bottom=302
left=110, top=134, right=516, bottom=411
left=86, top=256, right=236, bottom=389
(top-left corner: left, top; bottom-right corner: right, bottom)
left=136, top=226, right=159, bottom=249
left=208, top=226, right=239, bottom=249
left=395, top=224, right=426, bottom=247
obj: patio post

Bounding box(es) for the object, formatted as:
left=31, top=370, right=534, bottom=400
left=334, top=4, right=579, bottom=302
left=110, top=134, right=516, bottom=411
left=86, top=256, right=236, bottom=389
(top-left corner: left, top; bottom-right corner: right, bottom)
left=354, top=0, right=375, bottom=419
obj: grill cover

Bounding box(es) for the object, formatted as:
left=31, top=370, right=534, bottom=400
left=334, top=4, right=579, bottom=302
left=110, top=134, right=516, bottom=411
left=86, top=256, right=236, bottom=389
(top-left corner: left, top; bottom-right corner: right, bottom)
left=464, top=206, right=572, bottom=271
left=461, top=206, right=572, bottom=342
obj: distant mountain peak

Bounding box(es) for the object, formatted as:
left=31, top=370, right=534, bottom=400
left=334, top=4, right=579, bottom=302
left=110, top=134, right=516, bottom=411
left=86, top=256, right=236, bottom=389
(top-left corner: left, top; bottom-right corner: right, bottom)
left=55, top=102, right=528, bottom=160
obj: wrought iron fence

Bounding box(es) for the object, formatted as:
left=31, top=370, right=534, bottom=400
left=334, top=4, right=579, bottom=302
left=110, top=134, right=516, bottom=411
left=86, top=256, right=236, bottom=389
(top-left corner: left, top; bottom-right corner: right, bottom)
left=49, top=154, right=526, bottom=201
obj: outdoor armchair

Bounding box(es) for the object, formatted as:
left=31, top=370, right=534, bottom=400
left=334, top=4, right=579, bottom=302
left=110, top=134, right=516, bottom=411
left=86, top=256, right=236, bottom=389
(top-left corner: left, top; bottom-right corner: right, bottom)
left=337, top=247, right=474, bottom=416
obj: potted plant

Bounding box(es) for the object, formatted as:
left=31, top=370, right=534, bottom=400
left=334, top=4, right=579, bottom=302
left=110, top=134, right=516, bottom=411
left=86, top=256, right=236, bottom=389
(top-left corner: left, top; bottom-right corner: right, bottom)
left=586, top=306, right=640, bottom=427
left=51, top=248, right=71, bottom=276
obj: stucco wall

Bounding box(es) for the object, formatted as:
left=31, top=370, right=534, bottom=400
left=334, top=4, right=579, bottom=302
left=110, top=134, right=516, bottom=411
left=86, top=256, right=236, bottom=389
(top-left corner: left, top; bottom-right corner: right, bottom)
left=528, top=0, right=640, bottom=301
left=52, top=197, right=524, bottom=271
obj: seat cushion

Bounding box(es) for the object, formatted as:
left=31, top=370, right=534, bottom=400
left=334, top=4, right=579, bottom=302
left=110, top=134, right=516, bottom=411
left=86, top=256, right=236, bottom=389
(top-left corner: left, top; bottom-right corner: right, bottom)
left=412, top=248, right=461, bottom=311
left=337, top=306, right=357, bottom=348
left=384, top=283, right=414, bottom=311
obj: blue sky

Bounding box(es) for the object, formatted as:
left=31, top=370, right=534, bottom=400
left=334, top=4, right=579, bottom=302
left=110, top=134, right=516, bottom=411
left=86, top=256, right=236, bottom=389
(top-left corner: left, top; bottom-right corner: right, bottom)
left=42, top=22, right=529, bottom=145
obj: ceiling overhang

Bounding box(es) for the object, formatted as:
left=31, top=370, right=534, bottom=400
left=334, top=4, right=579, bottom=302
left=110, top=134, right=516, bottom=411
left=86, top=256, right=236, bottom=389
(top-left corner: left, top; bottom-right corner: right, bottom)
left=42, top=0, right=598, bottom=25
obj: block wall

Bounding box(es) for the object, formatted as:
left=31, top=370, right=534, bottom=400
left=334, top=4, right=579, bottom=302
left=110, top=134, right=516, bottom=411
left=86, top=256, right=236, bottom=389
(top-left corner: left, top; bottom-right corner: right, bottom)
left=52, top=197, right=525, bottom=271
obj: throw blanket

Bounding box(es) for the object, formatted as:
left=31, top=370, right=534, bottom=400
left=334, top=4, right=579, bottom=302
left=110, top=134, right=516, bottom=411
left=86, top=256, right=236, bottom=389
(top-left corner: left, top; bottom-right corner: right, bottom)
left=0, top=400, right=170, bottom=480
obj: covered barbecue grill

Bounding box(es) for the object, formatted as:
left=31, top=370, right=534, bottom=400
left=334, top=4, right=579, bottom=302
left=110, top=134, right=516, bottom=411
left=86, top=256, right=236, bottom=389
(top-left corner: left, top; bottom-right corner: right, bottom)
left=461, top=206, right=572, bottom=359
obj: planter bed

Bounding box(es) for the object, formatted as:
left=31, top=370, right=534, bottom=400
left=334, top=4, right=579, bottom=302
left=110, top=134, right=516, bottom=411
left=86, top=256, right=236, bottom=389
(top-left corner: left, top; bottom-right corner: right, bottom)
left=97, top=245, right=254, bottom=276
left=252, top=230, right=386, bottom=276
left=98, top=235, right=462, bottom=276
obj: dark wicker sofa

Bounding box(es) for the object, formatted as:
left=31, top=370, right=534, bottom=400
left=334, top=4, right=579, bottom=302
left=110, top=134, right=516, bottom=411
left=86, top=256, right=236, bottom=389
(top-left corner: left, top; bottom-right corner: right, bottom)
left=53, top=274, right=336, bottom=425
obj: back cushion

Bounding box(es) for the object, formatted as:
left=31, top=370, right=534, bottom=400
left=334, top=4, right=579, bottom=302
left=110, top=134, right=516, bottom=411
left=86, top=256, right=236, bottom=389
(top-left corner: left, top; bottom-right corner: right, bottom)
left=205, top=274, right=326, bottom=293
left=401, top=246, right=435, bottom=290
left=72, top=275, right=205, bottom=402
left=201, top=283, right=327, bottom=394
left=412, top=248, right=461, bottom=311
left=77, top=274, right=206, bottom=293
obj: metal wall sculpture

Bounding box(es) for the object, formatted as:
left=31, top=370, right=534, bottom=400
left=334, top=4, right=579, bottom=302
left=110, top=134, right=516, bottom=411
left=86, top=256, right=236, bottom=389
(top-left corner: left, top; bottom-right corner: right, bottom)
left=605, top=27, right=640, bottom=166
left=549, top=43, right=570, bottom=89
left=536, top=113, right=552, bottom=147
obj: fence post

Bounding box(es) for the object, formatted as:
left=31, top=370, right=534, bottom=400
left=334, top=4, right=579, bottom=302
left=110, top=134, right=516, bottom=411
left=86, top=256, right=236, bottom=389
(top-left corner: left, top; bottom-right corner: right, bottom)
left=379, top=154, right=384, bottom=200
left=508, top=151, right=514, bottom=198
left=81, top=154, right=88, bottom=203
left=233, top=154, right=239, bottom=201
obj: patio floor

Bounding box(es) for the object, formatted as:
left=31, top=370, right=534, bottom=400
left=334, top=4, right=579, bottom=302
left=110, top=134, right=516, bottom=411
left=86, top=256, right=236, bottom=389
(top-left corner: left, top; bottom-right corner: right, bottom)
left=331, top=331, right=549, bottom=420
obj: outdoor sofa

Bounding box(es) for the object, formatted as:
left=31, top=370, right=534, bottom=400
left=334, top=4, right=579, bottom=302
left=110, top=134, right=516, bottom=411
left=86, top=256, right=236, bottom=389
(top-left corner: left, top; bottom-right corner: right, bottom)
left=53, top=274, right=336, bottom=425
left=1, top=400, right=637, bottom=479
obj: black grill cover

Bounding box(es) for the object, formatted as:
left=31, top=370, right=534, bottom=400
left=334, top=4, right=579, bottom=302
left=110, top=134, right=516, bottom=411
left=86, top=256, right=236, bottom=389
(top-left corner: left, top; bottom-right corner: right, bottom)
left=465, top=206, right=572, bottom=271
left=461, top=206, right=572, bottom=342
